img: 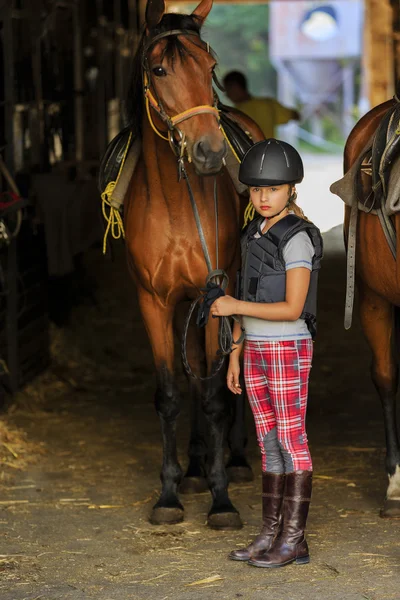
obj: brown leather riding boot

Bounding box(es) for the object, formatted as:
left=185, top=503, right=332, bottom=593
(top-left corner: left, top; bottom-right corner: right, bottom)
left=248, top=471, right=312, bottom=568
left=229, top=472, right=285, bottom=561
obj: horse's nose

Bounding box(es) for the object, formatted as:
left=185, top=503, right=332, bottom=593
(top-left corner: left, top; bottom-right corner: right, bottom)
left=192, top=137, right=227, bottom=171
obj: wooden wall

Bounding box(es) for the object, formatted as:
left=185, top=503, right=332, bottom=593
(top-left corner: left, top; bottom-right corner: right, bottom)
left=364, top=0, right=394, bottom=108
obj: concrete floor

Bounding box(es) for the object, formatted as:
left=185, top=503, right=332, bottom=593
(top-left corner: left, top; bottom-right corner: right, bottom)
left=0, top=221, right=400, bottom=600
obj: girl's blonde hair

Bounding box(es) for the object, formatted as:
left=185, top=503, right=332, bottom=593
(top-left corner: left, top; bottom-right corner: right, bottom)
left=288, top=187, right=311, bottom=223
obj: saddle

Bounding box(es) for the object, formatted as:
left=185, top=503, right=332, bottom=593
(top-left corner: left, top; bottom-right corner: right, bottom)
left=371, top=101, right=400, bottom=207
left=98, top=125, right=136, bottom=195
left=355, top=100, right=400, bottom=212
left=218, top=102, right=254, bottom=160
left=331, top=100, right=400, bottom=215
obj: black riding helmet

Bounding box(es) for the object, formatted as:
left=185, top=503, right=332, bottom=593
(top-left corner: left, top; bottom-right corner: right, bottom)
left=239, top=139, right=304, bottom=187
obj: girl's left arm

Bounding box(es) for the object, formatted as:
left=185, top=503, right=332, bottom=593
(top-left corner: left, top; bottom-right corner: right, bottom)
left=211, top=267, right=311, bottom=321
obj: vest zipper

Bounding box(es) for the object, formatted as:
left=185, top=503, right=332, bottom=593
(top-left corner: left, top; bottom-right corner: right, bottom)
left=242, top=238, right=251, bottom=301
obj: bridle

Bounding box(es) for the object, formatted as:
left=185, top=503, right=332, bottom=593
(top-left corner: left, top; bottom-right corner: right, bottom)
left=141, top=27, right=244, bottom=380
left=142, top=29, right=222, bottom=161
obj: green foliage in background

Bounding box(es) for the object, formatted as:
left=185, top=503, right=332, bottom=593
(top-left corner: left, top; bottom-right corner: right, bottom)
left=177, top=3, right=277, bottom=101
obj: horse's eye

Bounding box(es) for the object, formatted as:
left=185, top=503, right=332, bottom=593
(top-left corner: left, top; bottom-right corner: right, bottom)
left=152, top=66, right=167, bottom=77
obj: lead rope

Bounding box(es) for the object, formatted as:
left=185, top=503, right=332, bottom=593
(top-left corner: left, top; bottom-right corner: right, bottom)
left=181, top=166, right=244, bottom=381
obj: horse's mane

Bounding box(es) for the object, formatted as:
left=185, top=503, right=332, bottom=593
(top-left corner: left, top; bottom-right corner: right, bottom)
left=125, top=13, right=202, bottom=135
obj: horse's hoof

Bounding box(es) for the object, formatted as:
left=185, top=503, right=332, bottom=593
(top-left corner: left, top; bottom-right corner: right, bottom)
left=180, top=476, right=208, bottom=494
left=380, top=499, right=400, bottom=519
left=207, top=511, right=243, bottom=530
left=227, top=465, right=254, bottom=483
left=149, top=506, right=184, bottom=525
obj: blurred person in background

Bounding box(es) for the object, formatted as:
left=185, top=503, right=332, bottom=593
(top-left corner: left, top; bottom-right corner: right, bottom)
left=223, top=71, right=300, bottom=139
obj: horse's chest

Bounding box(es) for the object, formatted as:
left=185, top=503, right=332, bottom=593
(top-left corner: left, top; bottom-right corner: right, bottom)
left=129, top=217, right=237, bottom=298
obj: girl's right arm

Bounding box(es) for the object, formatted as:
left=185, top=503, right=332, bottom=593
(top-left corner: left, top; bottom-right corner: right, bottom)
left=227, top=320, right=244, bottom=395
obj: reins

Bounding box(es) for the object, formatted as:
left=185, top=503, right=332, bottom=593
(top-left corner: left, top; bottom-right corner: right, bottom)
left=143, top=27, right=244, bottom=380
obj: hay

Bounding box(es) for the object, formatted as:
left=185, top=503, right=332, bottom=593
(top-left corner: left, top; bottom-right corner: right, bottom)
left=0, top=420, right=45, bottom=483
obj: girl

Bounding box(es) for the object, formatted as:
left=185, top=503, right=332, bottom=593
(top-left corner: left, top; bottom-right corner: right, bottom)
left=210, top=139, right=323, bottom=568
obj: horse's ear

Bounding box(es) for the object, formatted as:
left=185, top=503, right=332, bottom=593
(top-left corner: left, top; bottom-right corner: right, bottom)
left=145, top=0, right=165, bottom=30
left=191, top=0, right=213, bottom=23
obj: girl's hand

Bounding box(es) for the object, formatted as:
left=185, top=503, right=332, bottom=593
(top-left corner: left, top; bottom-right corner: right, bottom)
left=227, top=360, right=242, bottom=395
left=210, top=295, right=239, bottom=318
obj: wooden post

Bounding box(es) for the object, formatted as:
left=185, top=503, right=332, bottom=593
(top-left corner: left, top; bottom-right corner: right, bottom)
left=29, top=0, right=45, bottom=169
left=73, top=0, right=84, bottom=162
left=129, top=0, right=141, bottom=35
left=139, top=0, right=147, bottom=28
left=391, top=0, right=400, bottom=92
left=364, top=0, right=394, bottom=107
left=96, top=1, right=107, bottom=156
left=342, top=61, right=356, bottom=137
left=1, top=1, right=15, bottom=174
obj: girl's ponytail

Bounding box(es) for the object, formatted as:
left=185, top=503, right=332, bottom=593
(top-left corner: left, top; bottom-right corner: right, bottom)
left=288, top=189, right=311, bottom=223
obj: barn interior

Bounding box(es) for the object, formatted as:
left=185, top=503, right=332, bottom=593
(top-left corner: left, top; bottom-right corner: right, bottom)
left=0, top=1, right=400, bottom=599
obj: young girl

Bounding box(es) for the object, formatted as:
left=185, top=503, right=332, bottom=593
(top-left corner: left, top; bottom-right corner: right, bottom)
left=210, top=139, right=323, bottom=569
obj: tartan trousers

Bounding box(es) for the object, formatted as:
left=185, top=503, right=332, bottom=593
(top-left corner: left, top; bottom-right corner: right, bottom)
left=243, top=339, right=313, bottom=473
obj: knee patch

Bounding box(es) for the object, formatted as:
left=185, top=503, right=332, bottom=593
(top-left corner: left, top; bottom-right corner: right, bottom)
left=263, top=427, right=285, bottom=474
left=277, top=439, right=295, bottom=473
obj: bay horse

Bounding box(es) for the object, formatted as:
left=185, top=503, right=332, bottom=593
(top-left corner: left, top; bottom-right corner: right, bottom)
left=124, top=0, right=263, bottom=528
left=344, top=98, right=400, bottom=517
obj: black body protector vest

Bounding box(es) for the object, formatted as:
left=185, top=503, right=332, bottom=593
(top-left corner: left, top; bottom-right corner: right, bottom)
left=237, top=214, right=323, bottom=339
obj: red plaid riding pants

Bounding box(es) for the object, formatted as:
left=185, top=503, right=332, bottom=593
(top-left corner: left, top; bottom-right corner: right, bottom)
left=244, top=339, right=313, bottom=473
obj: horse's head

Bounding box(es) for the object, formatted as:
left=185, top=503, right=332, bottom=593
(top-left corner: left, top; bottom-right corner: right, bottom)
left=143, top=0, right=227, bottom=175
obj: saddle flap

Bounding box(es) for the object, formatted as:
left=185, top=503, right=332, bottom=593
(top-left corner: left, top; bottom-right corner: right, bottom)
left=98, top=126, right=136, bottom=194
left=372, top=102, right=400, bottom=204
left=218, top=103, right=254, bottom=161
left=330, top=136, right=374, bottom=212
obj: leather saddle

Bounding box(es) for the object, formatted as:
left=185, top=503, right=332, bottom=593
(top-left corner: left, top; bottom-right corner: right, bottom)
left=218, top=102, right=254, bottom=160
left=358, top=101, right=400, bottom=211
left=98, top=126, right=135, bottom=194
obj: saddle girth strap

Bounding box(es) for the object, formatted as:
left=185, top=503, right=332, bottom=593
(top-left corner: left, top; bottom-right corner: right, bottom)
left=344, top=199, right=358, bottom=330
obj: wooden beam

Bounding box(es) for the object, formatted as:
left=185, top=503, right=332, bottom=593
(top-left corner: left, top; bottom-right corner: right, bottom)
left=364, top=0, right=394, bottom=107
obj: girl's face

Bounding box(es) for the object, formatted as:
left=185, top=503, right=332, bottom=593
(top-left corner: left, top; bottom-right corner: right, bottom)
left=250, top=184, right=292, bottom=218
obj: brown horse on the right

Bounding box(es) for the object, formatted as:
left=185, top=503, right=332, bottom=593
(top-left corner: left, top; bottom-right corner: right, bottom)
left=344, top=98, right=400, bottom=517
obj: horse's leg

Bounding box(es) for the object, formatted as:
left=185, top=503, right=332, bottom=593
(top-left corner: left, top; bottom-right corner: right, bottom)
left=359, top=284, right=400, bottom=517
left=174, top=304, right=208, bottom=494
left=226, top=373, right=254, bottom=483
left=138, top=288, right=184, bottom=525
left=202, top=318, right=242, bottom=529
left=180, top=380, right=209, bottom=493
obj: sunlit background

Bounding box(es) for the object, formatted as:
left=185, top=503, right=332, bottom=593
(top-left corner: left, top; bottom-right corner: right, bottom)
left=169, top=1, right=364, bottom=232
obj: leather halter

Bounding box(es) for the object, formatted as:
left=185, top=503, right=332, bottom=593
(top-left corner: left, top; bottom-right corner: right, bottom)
left=142, top=29, right=220, bottom=148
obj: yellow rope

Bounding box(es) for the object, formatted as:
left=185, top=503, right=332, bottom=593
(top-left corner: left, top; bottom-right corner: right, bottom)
left=220, top=121, right=253, bottom=228
left=101, top=131, right=133, bottom=254
left=243, top=201, right=255, bottom=226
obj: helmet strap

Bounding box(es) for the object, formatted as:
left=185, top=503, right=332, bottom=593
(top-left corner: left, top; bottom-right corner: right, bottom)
left=265, top=201, right=290, bottom=221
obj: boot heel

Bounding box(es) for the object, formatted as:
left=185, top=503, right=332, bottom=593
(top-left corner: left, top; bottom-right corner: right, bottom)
left=296, top=555, right=310, bottom=565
